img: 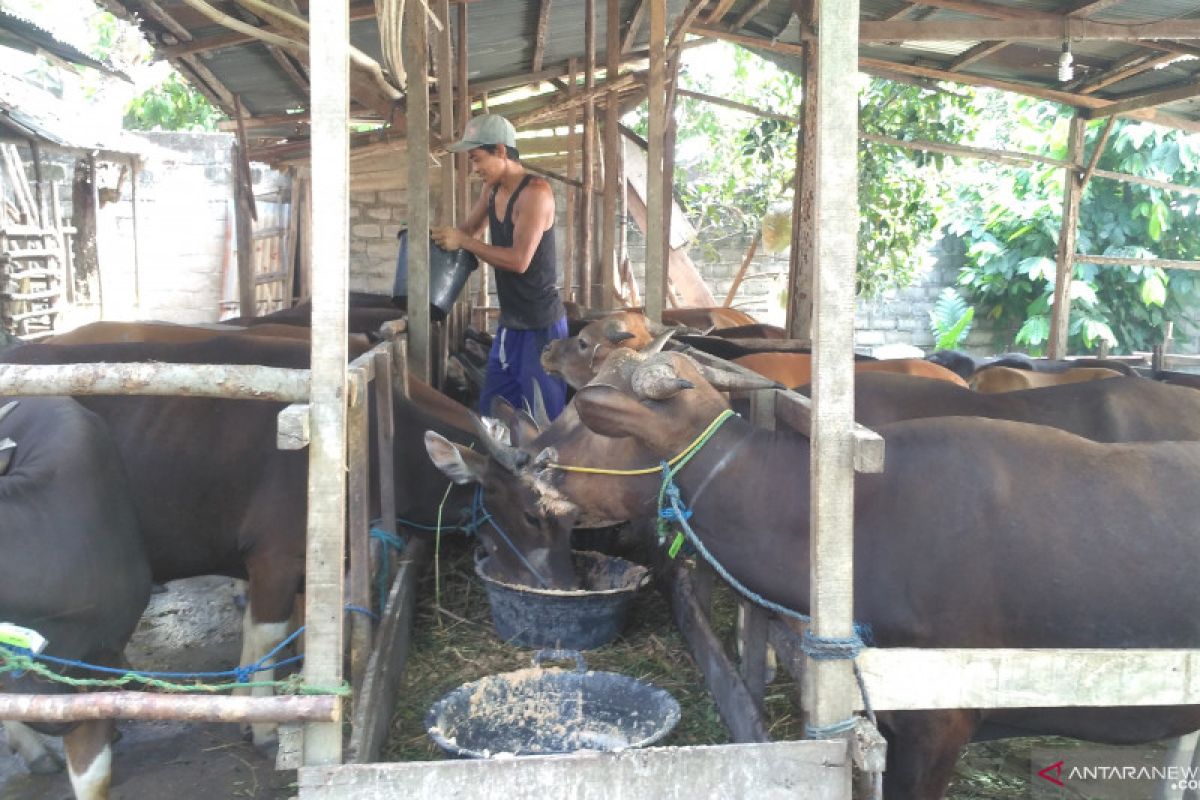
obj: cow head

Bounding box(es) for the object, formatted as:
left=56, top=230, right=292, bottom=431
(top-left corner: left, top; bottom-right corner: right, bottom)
left=541, top=311, right=675, bottom=389
left=423, top=414, right=580, bottom=590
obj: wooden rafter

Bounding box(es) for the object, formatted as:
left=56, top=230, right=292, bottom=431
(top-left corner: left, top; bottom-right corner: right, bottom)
left=677, top=88, right=793, bottom=122
left=1072, top=51, right=1180, bottom=95
left=531, top=0, right=553, bottom=72
left=1086, top=78, right=1200, bottom=119
left=267, top=45, right=310, bottom=94
left=706, top=0, right=738, bottom=26
left=947, top=40, right=1008, bottom=72
left=859, top=19, right=1200, bottom=42
left=1066, top=0, right=1130, bottom=16
left=621, top=0, right=647, bottom=53
left=732, top=0, right=772, bottom=29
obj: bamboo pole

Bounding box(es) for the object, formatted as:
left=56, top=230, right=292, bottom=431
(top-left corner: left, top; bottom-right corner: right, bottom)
left=564, top=58, right=578, bottom=304
left=435, top=0, right=455, bottom=223
left=787, top=0, right=818, bottom=340
left=0, top=693, right=338, bottom=723
left=599, top=0, right=620, bottom=311
left=724, top=233, right=760, bottom=307
left=405, top=0, right=432, bottom=381
left=645, top=0, right=666, bottom=323
left=1049, top=115, right=1085, bottom=360
left=304, top=0, right=350, bottom=766
left=579, top=0, right=596, bottom=308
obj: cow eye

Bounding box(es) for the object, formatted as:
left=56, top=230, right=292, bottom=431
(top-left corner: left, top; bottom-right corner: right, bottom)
left=577, top=338, right=588, bottom=350
left=523, top=510, right=539, bottom=526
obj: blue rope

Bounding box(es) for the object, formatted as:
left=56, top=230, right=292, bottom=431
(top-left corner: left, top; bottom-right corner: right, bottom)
left=469, top=486, right=551, bottom=589
left=3, top=601, right=385, bottom=686
left=370, top=526, right=408, bottom=612
left=657, top=467, right=874, bottom=738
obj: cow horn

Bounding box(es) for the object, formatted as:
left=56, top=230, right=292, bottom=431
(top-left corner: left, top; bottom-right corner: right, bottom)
left=0, top=438, right=14, bottom=476
left=601, top=318, right=636, bottom=344
left=530, top=381, right=551, bottom=430
left=632, top=359, right=694, bottom=400
left=0, top=400, right=18, bottom=426
left=693, top=359, right=781, bottom=392
left=470, top=414, right=528, bottom=473
left=640, top=329, right=675, bottom=355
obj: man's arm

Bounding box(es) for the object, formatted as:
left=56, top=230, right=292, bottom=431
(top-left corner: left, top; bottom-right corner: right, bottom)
left=432, top=179, right=554, bottom=274
left=457, top=184, right=489, bottom=238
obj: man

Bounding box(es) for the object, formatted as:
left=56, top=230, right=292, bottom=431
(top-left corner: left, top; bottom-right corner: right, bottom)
left=432, top=113, right=568, bottom=419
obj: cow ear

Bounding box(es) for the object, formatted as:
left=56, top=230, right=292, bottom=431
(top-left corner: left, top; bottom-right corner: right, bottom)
left=574, top=384, right=652, bottom=439
left=424, top=431, right=488, bottom=484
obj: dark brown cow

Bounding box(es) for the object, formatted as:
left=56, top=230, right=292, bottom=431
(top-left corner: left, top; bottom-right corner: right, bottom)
left=1, top=397, right=152, bottom=799
left=0, top=337, right=576, bottom=747
left=437, top=348, right=1200, bottom=798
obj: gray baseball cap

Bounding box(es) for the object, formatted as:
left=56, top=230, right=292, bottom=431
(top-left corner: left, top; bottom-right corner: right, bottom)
left=447, top=114, right=518, bottom=152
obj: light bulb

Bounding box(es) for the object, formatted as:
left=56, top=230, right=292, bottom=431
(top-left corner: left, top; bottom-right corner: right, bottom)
left=1058, top=41, right=1074, bottom=82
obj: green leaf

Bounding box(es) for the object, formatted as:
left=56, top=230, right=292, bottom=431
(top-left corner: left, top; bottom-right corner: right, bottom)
left=1141, top=270, right=1167, bottom=306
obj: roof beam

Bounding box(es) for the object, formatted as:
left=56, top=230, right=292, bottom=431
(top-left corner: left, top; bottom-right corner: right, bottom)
left=705, top=0, right=739, bottom=26
left=731, top=0, right=772, bottom=29
left=1071, top=51, right=1180, bottom=95
left=531, top=0, right=552, bottom=72
left=621, top=0, right=647, bottom=53
left=859, top=19, right=1200, bottom=42
left=892, top=0, right=1059, bottom=20
left=1085, top=78, right=1200, bottom=119
left=946, top=40, right=1007, bottom=71
left=1066, top=0, right=1129, bottom=16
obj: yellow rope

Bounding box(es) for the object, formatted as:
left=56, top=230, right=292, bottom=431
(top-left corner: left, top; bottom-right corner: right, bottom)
left=546, top=410, right=735, bottom=476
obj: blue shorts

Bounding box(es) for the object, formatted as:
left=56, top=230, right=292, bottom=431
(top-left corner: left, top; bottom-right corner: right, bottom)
left=479, top=317, right=569, bottom=421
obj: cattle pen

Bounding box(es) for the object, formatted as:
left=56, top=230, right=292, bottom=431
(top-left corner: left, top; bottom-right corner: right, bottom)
left=4, top=1, right=1200, bottom=799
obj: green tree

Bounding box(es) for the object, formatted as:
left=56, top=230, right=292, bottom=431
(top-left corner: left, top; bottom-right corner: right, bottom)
left=123, top=69, right=224, bottom=132
left=946, top=96, right=1200, bottom=354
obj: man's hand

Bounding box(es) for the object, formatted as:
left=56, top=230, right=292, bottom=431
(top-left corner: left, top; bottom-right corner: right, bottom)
left=431, top=226, right=466, bottom=251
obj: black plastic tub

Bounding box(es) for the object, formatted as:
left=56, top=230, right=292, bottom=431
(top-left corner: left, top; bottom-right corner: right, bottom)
left=476, top=550, right=650, bottom=650
left=392, top=229, right=478, bottom=321
left=426, top=650, right=681, bottom=758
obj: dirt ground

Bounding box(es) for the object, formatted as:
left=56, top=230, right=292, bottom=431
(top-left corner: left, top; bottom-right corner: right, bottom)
left=0, top=576, right=296, bottom=800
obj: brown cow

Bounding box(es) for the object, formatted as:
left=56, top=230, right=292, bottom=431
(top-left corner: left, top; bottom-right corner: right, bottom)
left=45, top=320, right=370, bottom=350
left=522, top=349, right=1200, bottom=798
left=970, top=365, right=1123, bottom=393
left=734, top=352, right=968, bottom=388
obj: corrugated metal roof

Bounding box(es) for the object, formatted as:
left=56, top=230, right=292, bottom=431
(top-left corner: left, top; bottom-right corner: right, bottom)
left=0, top=6, right=127, bottom=78
left=99, top=0, right=1200, bottom=154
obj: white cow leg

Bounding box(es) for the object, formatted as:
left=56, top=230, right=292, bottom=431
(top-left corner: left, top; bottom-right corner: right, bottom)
left=734, top=605, right=777, bottom=685
left=1156, top=732, right=1200, bottom=800
left=2, top=720, right=62, bottom=774
left=63, top=720, right=112, bottom=800
left=235, top=601, right=288, bottom=749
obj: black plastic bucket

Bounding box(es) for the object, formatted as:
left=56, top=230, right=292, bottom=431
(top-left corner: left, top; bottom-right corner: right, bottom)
left=476, top=550, right=650, bottom=650
left=425, top=649, right=680, bottom=758
left=393, top=228, right=478, bottom=321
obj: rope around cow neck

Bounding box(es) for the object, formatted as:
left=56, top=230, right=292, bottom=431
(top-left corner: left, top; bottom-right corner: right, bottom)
left=547, top=409, right=737, bottom=477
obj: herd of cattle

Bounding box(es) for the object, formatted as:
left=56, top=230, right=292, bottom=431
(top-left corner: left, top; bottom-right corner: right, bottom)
left=2, top=296, right=1200, bottom=799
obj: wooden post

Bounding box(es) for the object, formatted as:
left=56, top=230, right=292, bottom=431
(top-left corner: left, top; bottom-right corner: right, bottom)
left=347, top=375, right=371, bottom=696
left=645, top=0, right=666, bottom=323
left=434, top=0, right=455, bottom=224
left=304, top=0, right=349, bottom=766
left=234, top=141, right=256, bottom=318
left=804, top=0, right=859, bottom=758
left=29, top=140, right=44, bottom=227
left=405, top=0, right=432, bottom=382
left=601, top=0, right=619, bottom=310
left=564, top=58, right=578, bottom=304
left=579, top=0, right=596, bottom=309
left=1049, top=114, right=1085, bottom=360
left=662, top=59, right=680, bottom=298
left=787, top=0, right=818, bottom=339
left=455, top=4, right=470, bottom=224
left=724, top=233, right=760, bottom=307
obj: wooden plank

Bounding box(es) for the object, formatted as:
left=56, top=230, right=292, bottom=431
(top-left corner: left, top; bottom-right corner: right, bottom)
left=947, top=40, right=1008, bottom=72
left=1049, top=115, right=1085, bottom=360
left=706, top=0, right=737, bottom=25
left=564, top=58, right=578, bottom=304
left=670, top=564, right=771, bottom=743
left=859, top=648, right=1200, bottom=711
left=304, top=0, right=351, bottom=767
left=406, top=0, right=432, bottom=383
left=347, top=375, right=372, bottom=698
left=731, top=0, right=771, bottom=29
left=599, top=0, right=620, bottom=311
left=1079, top=115, right=1116, bottom=190
left=723, top=234, right=759, bottom=307
left=621, top=0, right=646, bottom=53
left=302, top=740, right=850, bottom=799
left=0, top=362, right=310, bottom=401
left=772, top=390, right=884, bottom=474
left=346, top=537, right=430, bottom=763
left=455, top=3, right=470, bottom=224
left=1088, top=79, right=1200, bottom=119
left=0, top=693, right=337, bottom=723
left=805, top=0, right=861, bottom=740
left=371, top=349, right=398, bottom=581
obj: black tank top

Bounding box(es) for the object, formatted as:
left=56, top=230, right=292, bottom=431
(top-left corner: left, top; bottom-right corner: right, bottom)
left=488, top=174, right=565, bottom=329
